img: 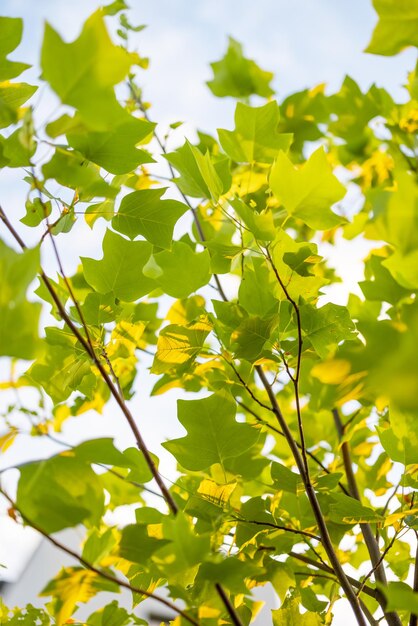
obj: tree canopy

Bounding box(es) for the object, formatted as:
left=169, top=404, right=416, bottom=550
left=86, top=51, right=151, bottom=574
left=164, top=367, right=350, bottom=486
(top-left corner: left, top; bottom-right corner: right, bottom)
left=1, top=1, right=418, bottom=625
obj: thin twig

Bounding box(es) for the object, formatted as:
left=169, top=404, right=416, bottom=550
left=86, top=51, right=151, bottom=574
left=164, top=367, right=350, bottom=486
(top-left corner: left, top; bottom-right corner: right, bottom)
left=357, top=531, right=399, bottom=598
left=288, top=552, right=382, bottom=603
left=128, top=81, right=228, bottom=303
left=231, top=516, right=321, bottom=541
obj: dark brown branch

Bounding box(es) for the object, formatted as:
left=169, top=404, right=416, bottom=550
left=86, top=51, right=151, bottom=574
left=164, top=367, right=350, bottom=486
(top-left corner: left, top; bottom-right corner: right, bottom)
left=332, top=408, right=401, bottom=626
left=127, top=84, right=249, bottom=625
left=0, top=204, right=178, bottom=516
left=237, top=399, right=350, bottom=496
left=264, top=246, right=308, bottom=475
left=256, top=367, right=367, bottom=626
left=409, top=532, right=418, bottom=626
left=127, top=87, right=367, bottom=626
left=0, top=488, right=198, bottom=626
left=215, top=583, right=244, bottom=626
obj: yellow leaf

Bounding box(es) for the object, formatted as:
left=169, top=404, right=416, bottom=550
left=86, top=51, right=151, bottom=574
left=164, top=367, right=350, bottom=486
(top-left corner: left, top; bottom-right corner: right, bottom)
left=199, top=606, right=221, bottom=619
left=197, top=479, right=237, bottom=506
left=40, top=568, right=106, bottom=625
left=384, top=507, right=418, bottom=527
left=311, top=359, right=351, bottom=384
left=0, top=427, right=18, bottom=452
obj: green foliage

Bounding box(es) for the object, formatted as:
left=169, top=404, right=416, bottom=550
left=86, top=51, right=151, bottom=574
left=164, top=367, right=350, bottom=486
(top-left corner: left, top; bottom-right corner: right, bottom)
left=1, top=4, right=418, bottom=626
left=207, top=36, right=274, bottom=98
left=366, top=0, right=418, bottom=56
left=218, top=101, right=292, bottom=164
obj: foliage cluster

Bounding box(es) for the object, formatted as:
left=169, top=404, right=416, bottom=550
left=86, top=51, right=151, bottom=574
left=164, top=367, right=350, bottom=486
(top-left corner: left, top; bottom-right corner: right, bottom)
left=1, top=1, right=418, bottom=625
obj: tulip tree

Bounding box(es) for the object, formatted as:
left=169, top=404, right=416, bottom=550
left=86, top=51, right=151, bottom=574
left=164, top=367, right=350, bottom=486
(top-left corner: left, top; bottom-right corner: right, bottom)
left=1, top=1, right=418, bottom=625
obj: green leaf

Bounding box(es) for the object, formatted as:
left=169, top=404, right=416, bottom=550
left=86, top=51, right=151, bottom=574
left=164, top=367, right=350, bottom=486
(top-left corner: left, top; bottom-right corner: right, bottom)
left=0, top=240, right=41, bottom=360
left=165, top=140, right=228, bottom=201
left=41, top=11, right=135, bottom=130
left=163, top=393, right=259, bottom=471
left=238, top=257, right=278, bottom=317
left=272, top=597, right=323, bottom=626
left=112, top=188, right=187, bottom=247
left=82, top=229, right=155, bottom=301
left=87, top=601, right=147, bottom=626
left=17, top=455, right=104, bottom=533
left=270, top=230, right=327, bottom=302
left=382, top=582, right=418, bottom=612
left=301, top=303, right=357, bottom=358
left=103, top=0, right=129, bottom=16
left=82, top=528, right=117, bottom=566
left=0, top=17, right=31, bottom=80
left=82, top=292, right=121, bottom=325
left=152, top=241, right=211, bottom=298
left=229, top=197, right=275, bottom=241
left=366, top=0, right=418, bottom=56
left=207, top=36, right=274, bottom=98
left=0, top=81, right=37, bottom=129
left=26, top=328, right=93, bottom=403
left=360, top=253, right=410, bottom=304
left=271, top=462, right=300, bottom=494
left=269, top=148, right=346, bottom=229
left=232, top=315, right=276, bottom=361
left=328, top=493, right=383, bottom=524
left=67, top=116, right=155, bottom=174
left=119, top=524, right=168, bottom=563
left=73, top=438, right=127, bottom=466
left=218, top=101, right=292, bottom=164
left=155, top=513, right=210, bottom=576
left=372, top=173, right=418, bottom=289
left=198, top=557, right=262, bottom=594
left=42, top=149, right=118, bottom=201
left=378, top=404, right=418, bottom=465
left=20, top=197, right=52, bottom=227
left=0, top=126, right=36, bottom=167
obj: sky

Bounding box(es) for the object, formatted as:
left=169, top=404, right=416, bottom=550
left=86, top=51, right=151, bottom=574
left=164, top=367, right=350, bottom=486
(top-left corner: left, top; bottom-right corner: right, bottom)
left=0, top=0, right=416, bottom=622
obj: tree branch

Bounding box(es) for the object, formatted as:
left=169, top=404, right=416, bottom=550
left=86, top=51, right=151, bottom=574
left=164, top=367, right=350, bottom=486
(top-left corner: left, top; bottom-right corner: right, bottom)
left=236, top=399, right=350, bottom=496
left=409, top=532, right=418, bottom=626
left=0, top=204, right=178, bottom=516
left=128, top=87, right=367, bottom=626
left=0, top=487, right=198, bottom=626
left=256, top=367, right=367, bottom=626
left=214, top=583, right=244, bottom=626
left=231, top=515, right=321, bottom=541
left=288, top=552, right=382, bottom=603
left=332, top=408, right=401, bottom=626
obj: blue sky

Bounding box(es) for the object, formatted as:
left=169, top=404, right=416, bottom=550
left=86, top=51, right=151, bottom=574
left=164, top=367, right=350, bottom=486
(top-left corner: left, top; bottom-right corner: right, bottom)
left=2, top=0, right=417, bottom=131
left=0, top=1, right=415, bottom=621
